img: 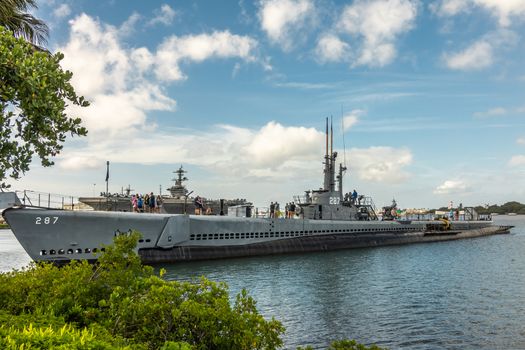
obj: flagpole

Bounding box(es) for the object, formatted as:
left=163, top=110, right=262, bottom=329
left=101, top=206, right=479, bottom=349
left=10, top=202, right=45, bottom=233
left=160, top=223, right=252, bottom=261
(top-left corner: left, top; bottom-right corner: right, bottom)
left=105, top=161, right=110, bottom=210
left=106, top=161, right=109, bottom=195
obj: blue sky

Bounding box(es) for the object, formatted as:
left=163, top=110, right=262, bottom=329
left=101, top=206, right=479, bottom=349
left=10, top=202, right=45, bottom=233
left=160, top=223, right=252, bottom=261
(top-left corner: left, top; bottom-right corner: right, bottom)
left=10, top=0, right=525, bottom=209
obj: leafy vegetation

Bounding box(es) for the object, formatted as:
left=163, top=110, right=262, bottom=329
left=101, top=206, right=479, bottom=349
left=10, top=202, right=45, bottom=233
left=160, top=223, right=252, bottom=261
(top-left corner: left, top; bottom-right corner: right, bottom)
left=0, top=0, right=48, bottom=46
left=0, top=232, right=283, bottom=349
left=0, top=26, right=89, bottom=188
left=432, top=201, right=525, bottom=215
left=474, top=201, right=525, bottom=215
left=0, top=232, right=384, bottom=349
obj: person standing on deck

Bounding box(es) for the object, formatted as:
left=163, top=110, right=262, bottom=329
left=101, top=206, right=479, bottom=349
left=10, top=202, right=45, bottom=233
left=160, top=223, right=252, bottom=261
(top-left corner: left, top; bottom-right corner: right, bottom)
left=149, top=192, right=156, bottom=213
left=144, top=193, right=150, bottom=213
left=352, top=190, right=358, bottom=205
left=156, top=195, right=163, bottom=213
left=137, top=195, right=144, bottom=213
left=270, top=202, right=275, bottom=218
left=194, top=196, right=204, bottom=215
left=131, top=194, right=138, bottom=212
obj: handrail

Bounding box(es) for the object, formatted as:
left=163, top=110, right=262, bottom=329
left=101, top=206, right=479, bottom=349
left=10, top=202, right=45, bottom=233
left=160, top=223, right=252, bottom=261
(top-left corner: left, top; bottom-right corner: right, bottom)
left=15, top=190, right=79, bottom=210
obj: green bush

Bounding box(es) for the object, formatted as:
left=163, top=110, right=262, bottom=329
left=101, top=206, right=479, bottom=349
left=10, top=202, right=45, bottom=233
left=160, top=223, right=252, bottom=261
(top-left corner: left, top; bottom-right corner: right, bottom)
left=0, top=232, right=284, bottom=349
left=0, top=324, right=121, bottom=350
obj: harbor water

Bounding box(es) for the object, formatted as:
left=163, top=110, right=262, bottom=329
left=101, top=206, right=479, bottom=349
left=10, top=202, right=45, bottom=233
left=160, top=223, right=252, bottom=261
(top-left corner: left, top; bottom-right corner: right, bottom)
left=1, top=215, right=524, bottom=349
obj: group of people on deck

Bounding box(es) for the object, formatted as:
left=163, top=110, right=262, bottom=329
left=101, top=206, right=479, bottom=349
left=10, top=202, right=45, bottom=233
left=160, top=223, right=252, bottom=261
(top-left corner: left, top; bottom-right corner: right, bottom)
left=131, top=193, right=162, bottom=213
left=269, top=201, right=299, bottom=218
left=193, top=196, right=213, bottom=215
left=343, top=189, right=363, bottom=205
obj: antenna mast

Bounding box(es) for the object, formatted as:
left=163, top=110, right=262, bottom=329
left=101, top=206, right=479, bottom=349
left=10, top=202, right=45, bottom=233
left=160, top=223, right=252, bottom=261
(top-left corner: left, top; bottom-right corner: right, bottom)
left=341, top=105, right=347, bottom=168
left=323, top=117, right=330, bottom=191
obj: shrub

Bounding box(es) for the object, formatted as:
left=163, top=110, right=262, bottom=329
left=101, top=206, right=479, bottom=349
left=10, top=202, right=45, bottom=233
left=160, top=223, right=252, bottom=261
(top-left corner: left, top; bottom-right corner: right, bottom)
left=0, top=232, right=284, bottom=349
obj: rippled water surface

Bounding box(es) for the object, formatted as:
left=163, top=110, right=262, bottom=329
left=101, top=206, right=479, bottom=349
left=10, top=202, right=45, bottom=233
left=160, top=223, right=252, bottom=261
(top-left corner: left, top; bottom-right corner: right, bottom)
left=1, top=216, right=525, bottom=349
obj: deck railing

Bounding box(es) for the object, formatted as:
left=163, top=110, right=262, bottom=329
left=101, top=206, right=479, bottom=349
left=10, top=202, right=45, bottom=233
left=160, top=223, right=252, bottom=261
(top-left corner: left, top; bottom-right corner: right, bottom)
left=16, top=190, right=80, bottom=210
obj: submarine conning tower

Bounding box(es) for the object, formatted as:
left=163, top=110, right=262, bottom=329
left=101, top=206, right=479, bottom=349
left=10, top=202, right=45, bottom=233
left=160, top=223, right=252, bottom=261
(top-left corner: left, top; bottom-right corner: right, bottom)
left=298, top=117, right=375, bottom=221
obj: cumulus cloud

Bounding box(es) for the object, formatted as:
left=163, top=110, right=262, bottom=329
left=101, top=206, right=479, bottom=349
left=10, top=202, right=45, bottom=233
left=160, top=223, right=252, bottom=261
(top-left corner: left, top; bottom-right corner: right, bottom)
left=431, top=0, right=525, bottom=27
left=433, top=180, right=469, bottom=195
left=59, top=155, right=101, bottom=170
left=517, top=137, right=525, bottom=145
left=315, top=33, right=350, bottom=63
left=443, top=40, right=493, bottom=70
left=337, top=0, right=418, bottom=67
left=244, top=122, right=324, bottom=168
left=148, top=4, right=177, bottom=26
left=509, top=155, right=525, bottom=167
left=57, top=118, right=412, bottom=188
left=53, top=4, right=71, bottom=18
left=155, top=31, right=258, bottom=81
left=258, top=0, right=315, bottom=50
left=58, top=122, right=325, bottom=180
left=342, top=109, right=364, bottom=131
left=443, top=30, right=517, bottom=70
left=347, top=146, right=413, bottom=183
left=59, top=14, right=176, bottom=140
left=58, top=14, right=260, bottom=140
left=430, top=0, right=470, bottom=16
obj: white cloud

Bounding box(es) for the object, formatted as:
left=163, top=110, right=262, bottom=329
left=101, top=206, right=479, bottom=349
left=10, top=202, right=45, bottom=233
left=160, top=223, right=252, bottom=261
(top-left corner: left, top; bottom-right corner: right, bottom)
left=119, top=12, right=141, bottom=36
left=431, top=0, right=525, bottom=27
left=53, top=4, right=71, bottom=18
left=433, top=180, right=469, bottom=195
left=59, top=14, right=260, bottom=143
left=155, top=31, right=258, bottom=81
left=337, top=0, right=418, bottom=67
left=58, top=122, right=325, bottom=178
left=258, top=0, right=314, bottom=50
left=315, top=33, right=350, bottom=63
left=509, top=155, right=525, bottom=166
left=244, top=122, right=323, bottom=168
left=59, top=14, right=176, bottom=141
left=444, top=40, right=493, bottom=70
left=57, top=119, right=414, bottom=193
left=473, top=107, right=507, bottom=118
left=348, top=146, right=413, bottom=183
left=59, top=155, right=101, bottom=170
left=443, top=30, right=517, bottom=71
left=148, top=4, right=177, bottom=26
left=517, top=137, right=525, bottom=145
left=342, top=109, right=364, bottom=131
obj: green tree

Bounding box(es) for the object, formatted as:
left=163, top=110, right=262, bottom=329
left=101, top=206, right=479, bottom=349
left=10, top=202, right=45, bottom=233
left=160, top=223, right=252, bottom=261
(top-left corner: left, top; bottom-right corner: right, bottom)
left=0, top=0, right=48, bottom=46
left=0, top=26, right=88, bottom=189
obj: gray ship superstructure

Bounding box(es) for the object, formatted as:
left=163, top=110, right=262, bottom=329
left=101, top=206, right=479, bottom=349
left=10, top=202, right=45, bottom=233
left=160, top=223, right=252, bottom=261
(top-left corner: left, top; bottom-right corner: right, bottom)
left=78, top=167, right=248, bottom=214
left=2, top=120, right=512, bottom=264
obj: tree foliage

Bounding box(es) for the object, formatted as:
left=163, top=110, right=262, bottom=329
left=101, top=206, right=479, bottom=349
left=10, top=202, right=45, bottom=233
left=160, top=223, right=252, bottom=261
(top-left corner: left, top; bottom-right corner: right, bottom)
left=0, top=232, right=285, bottom=349
left=0, top=26, right=88, bottom=188
left=0, top=0, right=48, bottom=46
left=474, top=201, right=525, bottom=215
